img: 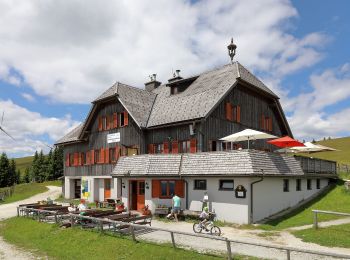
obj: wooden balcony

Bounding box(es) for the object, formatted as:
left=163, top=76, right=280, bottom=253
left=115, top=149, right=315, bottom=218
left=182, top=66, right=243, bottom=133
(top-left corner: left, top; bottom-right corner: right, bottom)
left=294, top=155, right=337, bottom=175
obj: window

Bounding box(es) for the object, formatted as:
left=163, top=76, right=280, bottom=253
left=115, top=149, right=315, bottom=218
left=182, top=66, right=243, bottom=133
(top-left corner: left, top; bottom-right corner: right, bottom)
left=179, top=140, right=190, bottom=153
left=261, top=115, right=273, bottom=132
left=119, top=112, right=125, bottom=127
left=109, top=148, right=116, bottom=163
left=316, top=179, right=320, bottom=189
left=307, top=179, right=312, bottom=190
left=139, top=182, right=145, bottom=195
left=94, top=149, right=100, bottom=164
left=219, top=180, right=234, bottom=190
left=160, top=180, right=175, bottom=198
left=283, top=179, right=289, bottom=192
left=194, top=180, right=207, bottom=190
left=233, top=105, right=241, bottom=123
left=155, top=143, right=164, bottom=154
left=296, top=179, right=301, bottom=191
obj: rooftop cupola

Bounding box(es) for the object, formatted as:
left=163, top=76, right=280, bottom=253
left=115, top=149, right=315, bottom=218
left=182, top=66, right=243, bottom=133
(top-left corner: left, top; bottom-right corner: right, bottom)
left=145, top=74, right=161, bottom=92
left=168, top=69, right=183, bottom=83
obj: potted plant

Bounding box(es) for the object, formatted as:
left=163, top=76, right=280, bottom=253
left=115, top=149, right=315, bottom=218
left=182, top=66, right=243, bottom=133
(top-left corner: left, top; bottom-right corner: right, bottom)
left=142, top=205, right=151, bottom=216
left=116, top=201, right=125, bottom=211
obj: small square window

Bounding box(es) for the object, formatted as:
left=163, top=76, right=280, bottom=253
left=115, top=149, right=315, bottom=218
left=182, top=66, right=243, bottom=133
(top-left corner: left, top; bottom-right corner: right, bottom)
left=296, top=179, right=301, bottom=191
left=316, top=179, right=320, bottom=189
left=283, top=179, right=289, bottom=192
left=307, top=179, right=312, bottom=190
left=194, top=180, right=207, bottom=190
left=219, top=180, right=234, bottom=190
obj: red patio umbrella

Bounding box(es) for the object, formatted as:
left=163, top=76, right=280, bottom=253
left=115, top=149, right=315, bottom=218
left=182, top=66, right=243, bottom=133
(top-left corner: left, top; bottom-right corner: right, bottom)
left=267, top=136, right=305, bottom=148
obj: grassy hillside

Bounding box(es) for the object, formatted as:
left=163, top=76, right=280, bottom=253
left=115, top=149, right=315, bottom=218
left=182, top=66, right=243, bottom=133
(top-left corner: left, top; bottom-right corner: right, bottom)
left=297, top=137, right=350, bottom=166
left=13, top=156, right=33, bottom=174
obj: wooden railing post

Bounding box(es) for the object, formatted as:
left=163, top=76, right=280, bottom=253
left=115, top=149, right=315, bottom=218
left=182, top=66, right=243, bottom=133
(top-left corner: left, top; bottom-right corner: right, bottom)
left=17, top=207, right=19, bottom=217
left=286, top=249, right=291, bottom=260
left=70, top=215, right=74, bottom=227
left=226, top=238, right=232, bottom=260
left=129, top=225, right=136, bottom=242
left=54, top=212, right=58, bottom=223
left=313, top=211, right=318, bottom=229
left=170, top=232, right=176, bottom=248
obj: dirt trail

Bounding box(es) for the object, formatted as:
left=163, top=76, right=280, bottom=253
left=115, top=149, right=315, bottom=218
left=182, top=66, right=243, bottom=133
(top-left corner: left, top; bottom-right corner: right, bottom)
left=0, top=186, right=61, bottom=260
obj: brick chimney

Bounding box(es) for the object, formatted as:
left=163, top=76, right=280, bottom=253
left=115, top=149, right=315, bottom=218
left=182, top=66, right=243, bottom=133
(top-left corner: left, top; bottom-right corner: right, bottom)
left=168, top=69, right=183, bottom=83
left=145, top=74, right=161, bottom=92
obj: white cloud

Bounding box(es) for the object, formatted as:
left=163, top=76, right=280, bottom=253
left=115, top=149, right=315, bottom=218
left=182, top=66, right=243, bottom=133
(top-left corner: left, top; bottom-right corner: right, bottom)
left=0, top=99, right=80, bottom=157
left=286, top=64, right=350, bottom=140
left=21, top=93, right=36, bottom=102
left=0, top=0, right=327, bottom=103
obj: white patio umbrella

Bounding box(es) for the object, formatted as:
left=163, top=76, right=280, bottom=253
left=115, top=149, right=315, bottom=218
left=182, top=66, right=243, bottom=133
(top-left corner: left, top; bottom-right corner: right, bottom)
left=291, top=142, right=338, bottom=153
left=220, top=129, right=277, bottom=149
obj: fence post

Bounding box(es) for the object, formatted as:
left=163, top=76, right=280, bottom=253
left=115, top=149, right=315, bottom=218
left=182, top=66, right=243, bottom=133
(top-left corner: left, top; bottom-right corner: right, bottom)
left=17, top=207, right=19, bottom=217
left=286, top=249, right=291, bottom=260
left=70, top=215, right=74, bottom=227
left=225, top=238, right=232, bottom=260
left=313, top=211, right=318, bottom=229
left=129, top=225, right=136, bottom=242
left=99, top=220, right=104, bottom=233
left=170, top=232, right=176, bottom=248
left=54, top=212, right=58, bottom=223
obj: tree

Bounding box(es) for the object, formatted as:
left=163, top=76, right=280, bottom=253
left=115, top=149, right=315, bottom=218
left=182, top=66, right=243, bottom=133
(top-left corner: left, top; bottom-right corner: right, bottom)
left=312, top=139, right=316, bottom=144
left=52, top=146, right=64, bottom=180
left=37, top=150, right=47, bottom=183
left=31, top=151, right=39, bottom=182
left=23, top=167, right=31, bottom=183
left=16, top=169, right=21, bottom=184
left=0, top=153, right=10, bottom=188
left=8, top=159, right=17, bottom=186
left=46, top=149, right=54, bottom=181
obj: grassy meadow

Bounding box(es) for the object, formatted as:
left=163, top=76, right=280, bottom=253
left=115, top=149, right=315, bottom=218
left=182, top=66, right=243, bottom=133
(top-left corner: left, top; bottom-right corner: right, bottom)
left=0, top=217, right=259, bottom=260
left=0, top=180, right=61, bottom=204
left=13, top=155, right=34, bottom=174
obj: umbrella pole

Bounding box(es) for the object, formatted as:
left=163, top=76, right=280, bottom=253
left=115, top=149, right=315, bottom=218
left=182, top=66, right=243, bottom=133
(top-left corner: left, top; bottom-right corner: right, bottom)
left=248, top=137, right=250, bottom=150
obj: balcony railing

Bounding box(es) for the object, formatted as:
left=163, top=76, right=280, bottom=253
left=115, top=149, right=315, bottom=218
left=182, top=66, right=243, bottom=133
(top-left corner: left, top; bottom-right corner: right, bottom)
left=294, top=155, right=337, bottom=174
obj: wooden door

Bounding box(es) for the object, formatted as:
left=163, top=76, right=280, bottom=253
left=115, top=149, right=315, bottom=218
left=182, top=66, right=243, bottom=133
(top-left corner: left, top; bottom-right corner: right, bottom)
left=136, top=181, right=145, bottom=211
left=104, top=179, right=111, bottom=199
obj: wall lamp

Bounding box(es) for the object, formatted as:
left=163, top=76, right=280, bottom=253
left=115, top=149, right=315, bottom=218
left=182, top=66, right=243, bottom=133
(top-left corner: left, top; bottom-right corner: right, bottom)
left=145, top=182, right=149, bottom=189
left=122, top=182, right=125, bottom=189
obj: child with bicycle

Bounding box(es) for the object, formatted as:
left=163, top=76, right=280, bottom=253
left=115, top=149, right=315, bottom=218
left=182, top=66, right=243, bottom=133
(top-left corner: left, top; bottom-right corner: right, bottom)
left=199, top=206, right=210, bottom=231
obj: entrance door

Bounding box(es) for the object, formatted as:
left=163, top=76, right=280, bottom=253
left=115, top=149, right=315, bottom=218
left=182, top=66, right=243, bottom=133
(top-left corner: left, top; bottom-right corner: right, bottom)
left=136, top=181, right=145, bottom=211
left=104, top=179, right=111, bottom=199
left=74, top=180, right=81, bottom=198
left=129, top=180, right=145, bottom=211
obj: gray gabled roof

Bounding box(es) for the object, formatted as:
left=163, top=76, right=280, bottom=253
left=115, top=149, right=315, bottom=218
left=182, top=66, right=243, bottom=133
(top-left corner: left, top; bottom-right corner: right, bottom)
left=55, top=123, right=84, bottom=145
left=112, top=150, right=305, bottom=177
left=94, top=82, right=156, bottom=128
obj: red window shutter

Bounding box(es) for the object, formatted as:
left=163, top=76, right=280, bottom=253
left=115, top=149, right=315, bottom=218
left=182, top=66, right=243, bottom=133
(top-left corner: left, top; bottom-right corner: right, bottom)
left=99, top=148, right=104, bottom=163
left=260, top=115, right=265, bottom=130
left=148, top=144, right=155, bottom=154
left=73, top=153, right=78, bottom=166
left=78, top=153, right=81, bottom=166
left=115, top=145, right=121, bottom=161
left=172, top=141, right=179, bottom=154
left=105, top=148, right=110, bottom=164
left=98, top=117, right=103, bottom=131
left=90, top=150, right=95, bottom=165
left=113, top=113, right=117, bottom=128
left=152, top=180, right=160, bottom=198
left=190, top=139, right=197, bottom=153
left=163, top=142, right=169, bottom=154
left=237, top=105, right=241, bottom=123
left=65, top=153, right=70, bottom=167
left=175, top=180, right=185, bottom=198
left=124, top=111, right=129, bottom=126
left=226, top=102, right=233, bottom=121
left=86, top=152, right=90, bottom=165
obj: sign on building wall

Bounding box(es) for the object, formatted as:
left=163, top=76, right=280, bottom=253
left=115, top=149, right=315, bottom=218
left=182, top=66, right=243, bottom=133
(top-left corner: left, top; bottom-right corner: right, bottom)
left=107, top=132, right=120, bottom=143
left=81, top=177, right=90, bottom=199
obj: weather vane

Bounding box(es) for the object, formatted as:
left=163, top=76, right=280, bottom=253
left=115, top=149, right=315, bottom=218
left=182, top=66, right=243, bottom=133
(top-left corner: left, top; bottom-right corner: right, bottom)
left=227, top=38, right=237, bottom=64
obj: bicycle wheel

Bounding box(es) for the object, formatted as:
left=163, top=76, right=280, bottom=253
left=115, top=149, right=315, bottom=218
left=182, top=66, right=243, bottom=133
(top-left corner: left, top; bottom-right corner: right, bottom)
left=193, top=223, right=202, bottom=233
left=210, top=226, right=221, bottom=236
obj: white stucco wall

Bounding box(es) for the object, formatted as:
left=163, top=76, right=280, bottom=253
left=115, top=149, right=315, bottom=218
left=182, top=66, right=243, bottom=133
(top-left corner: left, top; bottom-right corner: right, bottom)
left=64, top=177, right=77, bottom=199
left=253, top=177, right=329, bottom=222
left=186, top=177, right=251, bottom=224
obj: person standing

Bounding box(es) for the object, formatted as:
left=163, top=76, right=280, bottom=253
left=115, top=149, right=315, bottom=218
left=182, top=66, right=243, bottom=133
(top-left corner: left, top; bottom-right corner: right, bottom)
left=172, top=193, right=181, bottom=222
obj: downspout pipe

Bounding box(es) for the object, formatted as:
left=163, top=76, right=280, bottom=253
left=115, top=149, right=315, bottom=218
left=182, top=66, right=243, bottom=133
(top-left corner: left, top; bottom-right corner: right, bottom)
left=250, top=170, right=264, bottom=224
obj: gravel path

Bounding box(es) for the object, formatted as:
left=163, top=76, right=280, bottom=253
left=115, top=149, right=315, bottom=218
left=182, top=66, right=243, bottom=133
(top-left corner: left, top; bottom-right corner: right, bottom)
left=286, top=217, right=350, bottom=231
left=0, top=186, right=61, bottom=260
left=137, top=220, right=350, bottom=260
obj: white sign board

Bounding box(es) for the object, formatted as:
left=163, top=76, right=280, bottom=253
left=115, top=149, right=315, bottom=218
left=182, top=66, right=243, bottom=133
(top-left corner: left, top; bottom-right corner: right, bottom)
left=107, top=132, right=120, bottom=143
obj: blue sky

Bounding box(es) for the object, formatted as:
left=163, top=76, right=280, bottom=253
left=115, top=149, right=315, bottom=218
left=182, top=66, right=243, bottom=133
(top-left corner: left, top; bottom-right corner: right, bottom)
left=0, top=0, right=349, bottom=157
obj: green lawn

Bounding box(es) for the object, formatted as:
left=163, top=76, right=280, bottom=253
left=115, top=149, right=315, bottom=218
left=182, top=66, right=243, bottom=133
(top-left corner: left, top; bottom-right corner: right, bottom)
left=0, top=181, right=61, bottom=204
left=0, top=217, right=256, bottom=260
left=13, top=155, right=33, bottom=174
left=260, top=181, right=350, bottom=230
left=293, top=223, right=350, bottom=248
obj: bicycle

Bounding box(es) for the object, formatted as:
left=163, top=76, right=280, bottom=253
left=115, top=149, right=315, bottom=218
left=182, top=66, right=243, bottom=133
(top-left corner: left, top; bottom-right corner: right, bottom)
left=192, top=212, right=221, bottom=236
